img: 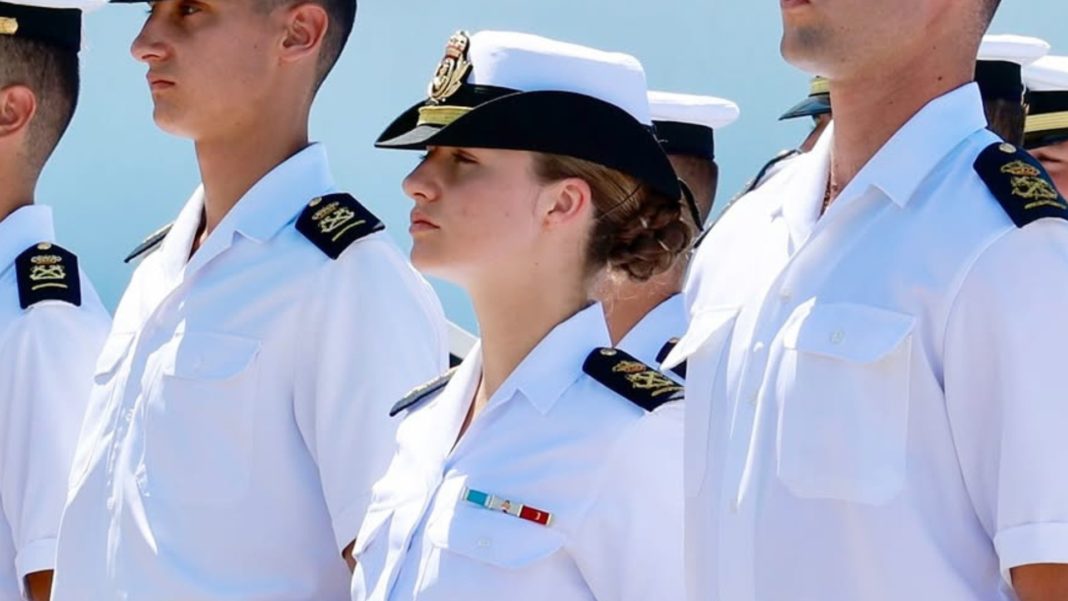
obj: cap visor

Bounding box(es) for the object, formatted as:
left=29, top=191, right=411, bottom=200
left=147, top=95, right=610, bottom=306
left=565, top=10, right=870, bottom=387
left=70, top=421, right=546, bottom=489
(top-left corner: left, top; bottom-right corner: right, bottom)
left=779, top=95, right=831, bottom=121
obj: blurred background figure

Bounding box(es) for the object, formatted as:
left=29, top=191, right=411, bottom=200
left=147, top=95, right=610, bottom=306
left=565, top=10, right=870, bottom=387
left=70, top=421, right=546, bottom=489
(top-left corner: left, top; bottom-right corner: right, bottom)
left=976, top=34, right=1050, bottom=145
left=1025, top=55, right=1068, bottom=193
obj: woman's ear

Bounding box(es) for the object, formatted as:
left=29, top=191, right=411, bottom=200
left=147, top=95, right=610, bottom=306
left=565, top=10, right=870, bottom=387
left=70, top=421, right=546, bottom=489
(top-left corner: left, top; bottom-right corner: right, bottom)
left=278, top=2, right=329, bottom=65
left=541, top=177, right=593, bottom=230
left=0, top=85, right=37, bottom=140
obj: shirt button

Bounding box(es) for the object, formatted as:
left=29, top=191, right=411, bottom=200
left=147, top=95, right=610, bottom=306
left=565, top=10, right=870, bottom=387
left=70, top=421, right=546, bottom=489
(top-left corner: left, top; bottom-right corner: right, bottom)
left=830, top=330, right=846, bottom=345
left=477, top=537, right=492, bottom=548
left=751, top=341, right=765, bottom=354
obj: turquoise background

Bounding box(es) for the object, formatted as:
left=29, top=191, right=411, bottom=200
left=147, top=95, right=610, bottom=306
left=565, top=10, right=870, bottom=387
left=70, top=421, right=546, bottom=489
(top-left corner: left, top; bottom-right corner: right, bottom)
left=42, top=1, right=1068, bottom=332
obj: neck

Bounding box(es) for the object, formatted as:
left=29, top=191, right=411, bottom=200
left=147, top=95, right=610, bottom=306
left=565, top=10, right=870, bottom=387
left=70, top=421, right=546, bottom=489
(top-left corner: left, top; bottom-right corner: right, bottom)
left=827, top=53, right=973, bottom=200
left=194, top=108, right=310, bottom=238
left=467, top=267, right=589, bottom=402
left=0, top=160, right=35, bottom=223
left=601, top=267, right=682, bottom=345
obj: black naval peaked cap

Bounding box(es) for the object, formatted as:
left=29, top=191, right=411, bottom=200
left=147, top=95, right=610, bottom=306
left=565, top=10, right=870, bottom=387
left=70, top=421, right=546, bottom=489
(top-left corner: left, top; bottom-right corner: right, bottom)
left=779, top=76, right=831, bottom=121
left=1024, top=55, right=1068, bottom=150
left=375, top=30, right=681, bottom=200
left=647, top=90, right=740, bottom=161
left=975, top=34, right=1049, bottom=103
left=0, top=0, right=103, bottom=51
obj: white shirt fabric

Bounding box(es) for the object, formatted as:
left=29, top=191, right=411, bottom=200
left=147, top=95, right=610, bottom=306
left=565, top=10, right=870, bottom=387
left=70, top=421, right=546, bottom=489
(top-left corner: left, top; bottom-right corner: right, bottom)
left=671, top=84, right=1068, bottom=601
left=0, top=205, right=109, bottom=601
left=351, top=303, right=684, bottom=601
left=52, top=144, right=449, bottom=601
left=616, top=293, right=685, bottom=374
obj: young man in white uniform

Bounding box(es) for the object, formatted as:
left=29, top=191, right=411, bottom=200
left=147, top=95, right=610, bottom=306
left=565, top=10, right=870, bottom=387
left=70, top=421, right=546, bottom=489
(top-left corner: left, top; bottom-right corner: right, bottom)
left=51, top=0, right=448, bottom=598
left=668, top=0, right=1068, bottom=599
left=0, top=2, right=110, bottom=599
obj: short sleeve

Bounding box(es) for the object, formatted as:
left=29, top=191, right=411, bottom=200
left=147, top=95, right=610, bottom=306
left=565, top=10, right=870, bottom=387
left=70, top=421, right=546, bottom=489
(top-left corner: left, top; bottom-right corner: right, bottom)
left=943, top=219, right=1068, bottom=584
left=569, top=403, right=685, bottom=601
left=293, top=236, right=448, bottom=552
left=0, top=303, right=109, bottom=583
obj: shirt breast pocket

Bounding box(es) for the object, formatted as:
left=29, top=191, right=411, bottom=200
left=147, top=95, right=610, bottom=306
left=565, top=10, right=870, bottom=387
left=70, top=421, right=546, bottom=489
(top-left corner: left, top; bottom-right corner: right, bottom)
left=424, top=501, right=566, bottom=590
left=775, top=302, right=915, bottom=505
left=145, top=332, right=261, bottom=506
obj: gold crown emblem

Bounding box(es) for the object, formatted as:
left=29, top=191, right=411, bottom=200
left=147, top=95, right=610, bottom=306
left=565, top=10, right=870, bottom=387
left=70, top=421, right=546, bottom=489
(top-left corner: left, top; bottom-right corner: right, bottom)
left=30, top=254, right=62, bottom=266
left=427, top=31, right=472, bottom=105
left=612, top=360, right=648, bottom=375
left=1001, top=160, right=1041, bottom=178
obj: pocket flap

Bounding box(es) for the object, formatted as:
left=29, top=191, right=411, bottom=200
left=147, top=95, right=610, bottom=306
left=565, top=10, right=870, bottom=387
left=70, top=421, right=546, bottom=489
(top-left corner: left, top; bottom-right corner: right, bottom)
left=163, top=332, right=261, bottom=380
left=782, top=303, right=915, bottom=364
left=661, top=306, right=739, bottom=369
left=426, top=502, right=566, bottom=569
left=94, top=333, right=135, bottom=379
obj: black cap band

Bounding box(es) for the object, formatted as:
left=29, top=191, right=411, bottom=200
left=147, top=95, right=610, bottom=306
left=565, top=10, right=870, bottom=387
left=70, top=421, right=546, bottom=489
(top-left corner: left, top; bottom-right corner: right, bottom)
left=975, top=60, right=1024, bottom=103
left=654, top=121, right=715, bottom=160
left=0, top=2, right=81, bottom=51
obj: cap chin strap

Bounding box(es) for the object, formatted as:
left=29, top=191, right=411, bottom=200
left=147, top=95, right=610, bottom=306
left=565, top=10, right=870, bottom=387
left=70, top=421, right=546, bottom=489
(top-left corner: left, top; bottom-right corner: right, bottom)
left=679, top=179, right=704, bottom=235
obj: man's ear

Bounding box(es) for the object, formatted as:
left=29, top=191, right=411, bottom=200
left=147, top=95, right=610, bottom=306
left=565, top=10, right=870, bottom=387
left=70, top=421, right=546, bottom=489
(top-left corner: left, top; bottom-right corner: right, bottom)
left=541, top=177, right=593, bottom=231
left=279, top=2, right=329, bottom=65
left=0, top=85, right=37, bottom=140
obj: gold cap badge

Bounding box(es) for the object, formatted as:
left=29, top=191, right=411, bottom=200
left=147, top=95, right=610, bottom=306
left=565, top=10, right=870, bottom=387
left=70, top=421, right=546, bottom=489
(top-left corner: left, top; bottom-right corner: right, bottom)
left=427, top=31, right=472, bottom=105
left=0, top=17, right=17, bottom=36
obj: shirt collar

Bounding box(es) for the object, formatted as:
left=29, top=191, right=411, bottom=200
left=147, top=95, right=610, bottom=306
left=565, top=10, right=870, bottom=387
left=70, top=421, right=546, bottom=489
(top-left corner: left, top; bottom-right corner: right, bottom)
left=158, top=143, right=336, bottom=277
left=493, top=303, right=612, bottom=415
left=839, top=83, right=987, bottom=208
left=618, top=294, right=686, bottom=364
left=0, top=205, right=55, bottom=271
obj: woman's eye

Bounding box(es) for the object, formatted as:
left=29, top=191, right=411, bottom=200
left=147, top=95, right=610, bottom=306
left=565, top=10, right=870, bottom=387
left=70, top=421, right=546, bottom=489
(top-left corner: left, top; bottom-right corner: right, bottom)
left=178, top=3, right=201, bottom=15
left=452, top=152, right=476, bottom=164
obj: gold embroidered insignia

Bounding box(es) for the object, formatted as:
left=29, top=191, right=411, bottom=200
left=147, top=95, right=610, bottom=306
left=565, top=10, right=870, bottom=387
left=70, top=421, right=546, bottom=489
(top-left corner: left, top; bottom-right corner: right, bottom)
left=427, top=31, right=472, bottom=104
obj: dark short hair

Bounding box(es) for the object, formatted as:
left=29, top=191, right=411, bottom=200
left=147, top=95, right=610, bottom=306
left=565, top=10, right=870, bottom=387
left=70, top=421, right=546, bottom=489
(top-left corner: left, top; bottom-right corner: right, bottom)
left=984, top=98, right=1025, bottom=146
left=262, top=0, right=356, bottom=92
left=0, top=36, right=79, bottom=173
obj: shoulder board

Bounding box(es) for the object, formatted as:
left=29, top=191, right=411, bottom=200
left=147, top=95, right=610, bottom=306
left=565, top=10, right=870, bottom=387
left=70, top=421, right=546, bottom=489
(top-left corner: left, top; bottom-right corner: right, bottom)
left=15, top=242, right=81, bottom=309
left=583, top=348, right=683, bottom=412
left=974, top=142, right=1068, bottom=228
left=296, top=193, right=385, bottom=260
left=124, top=222, right=173, bottom=264
left=390, top=368, right=457, bottom=417
left=738, top=148, right=801, bottom=197
left=655, top=338, right=687, bottom=380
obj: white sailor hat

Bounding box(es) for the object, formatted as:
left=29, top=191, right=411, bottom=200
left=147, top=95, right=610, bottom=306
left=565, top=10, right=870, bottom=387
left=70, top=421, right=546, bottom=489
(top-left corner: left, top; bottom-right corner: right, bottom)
left=376, top=30, right=680, bottom=199
left=0, top=0, right=106, bottom=51
left=780, top=76, right=831, bottom=121
left=648, top=91, right=740, bottom=160
left=975, top=34, right=1050, bottom=102
left=1023, top=55, right=1068, bottom=149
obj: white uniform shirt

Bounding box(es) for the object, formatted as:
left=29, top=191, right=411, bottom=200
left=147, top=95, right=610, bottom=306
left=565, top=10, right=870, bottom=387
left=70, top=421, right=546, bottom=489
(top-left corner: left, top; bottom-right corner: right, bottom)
left=351, top=303, right=683, bottom=601
left=616, top=293, right=685, bottom=375
left=52, top=144, right=449, bottom=600
left=670, top=83, right=1068, bottom=601
left=0, top=206, right=109, bottom=601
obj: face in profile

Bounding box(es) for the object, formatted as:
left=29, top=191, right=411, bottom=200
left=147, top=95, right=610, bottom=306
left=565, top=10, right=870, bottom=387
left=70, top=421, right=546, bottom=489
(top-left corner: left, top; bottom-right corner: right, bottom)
left=779, top=0, right=931, bottom=78
left=1032, top=140, right=1068, bottom=195
left=130, top=0, right=280, bottom=139
left=402, top=146, right=550, bottom=283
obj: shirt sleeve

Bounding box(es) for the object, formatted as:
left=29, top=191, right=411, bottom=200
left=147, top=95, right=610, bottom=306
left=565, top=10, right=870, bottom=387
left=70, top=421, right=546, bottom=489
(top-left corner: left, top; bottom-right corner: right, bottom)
left=943, top=219, right=1068, bottom=584
left=0, top=303, right=108, bottom=585
left=294, top=236, right=448, bottom=553
left=568, top=403, right=685, bottom=601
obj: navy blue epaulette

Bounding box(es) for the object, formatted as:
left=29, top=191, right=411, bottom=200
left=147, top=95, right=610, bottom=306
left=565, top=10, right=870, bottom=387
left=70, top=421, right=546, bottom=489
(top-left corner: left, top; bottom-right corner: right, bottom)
left=296, top=193, right=385, bottom=259
left=656, top=338, right=687, bottom=381
left=390, top=368, right=457, bottom=417
left=974, top=142, right=1068, bottom=228
left=15, top=242, right=81, bottom=309
left=583, top=348, right=683, bottom=412
left=124, top=222, right=173, bottom=264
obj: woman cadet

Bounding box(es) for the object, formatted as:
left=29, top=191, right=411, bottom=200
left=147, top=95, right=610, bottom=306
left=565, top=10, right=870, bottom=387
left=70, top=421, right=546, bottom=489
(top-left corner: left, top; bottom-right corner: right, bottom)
left=348, top=30, right=690, bottom=601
